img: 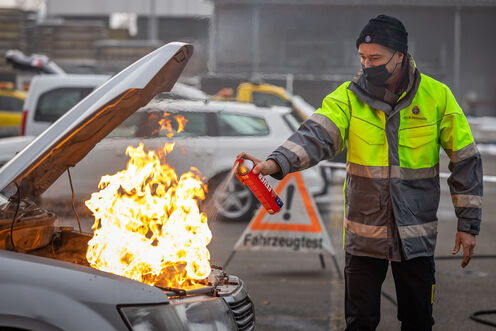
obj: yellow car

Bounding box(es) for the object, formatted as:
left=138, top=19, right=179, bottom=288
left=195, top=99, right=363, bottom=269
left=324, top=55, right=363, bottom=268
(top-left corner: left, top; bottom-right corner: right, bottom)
left=0, top=83, right=26, bottom=137
left=212, top=82, right=314, bottom=123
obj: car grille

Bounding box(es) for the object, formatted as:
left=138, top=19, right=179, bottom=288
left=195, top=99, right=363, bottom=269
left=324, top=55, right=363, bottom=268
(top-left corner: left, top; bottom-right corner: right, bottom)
left=228, top=295, right=255, bottom=331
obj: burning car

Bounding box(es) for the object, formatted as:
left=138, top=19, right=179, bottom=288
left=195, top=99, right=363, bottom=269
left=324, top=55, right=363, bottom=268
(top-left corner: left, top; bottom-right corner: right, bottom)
left=0, top=43, right=254, bottom=330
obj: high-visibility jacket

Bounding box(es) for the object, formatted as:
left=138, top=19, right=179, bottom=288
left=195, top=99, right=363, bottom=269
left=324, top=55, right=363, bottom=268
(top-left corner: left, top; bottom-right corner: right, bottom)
left=268, top=56, right=483, bottom=261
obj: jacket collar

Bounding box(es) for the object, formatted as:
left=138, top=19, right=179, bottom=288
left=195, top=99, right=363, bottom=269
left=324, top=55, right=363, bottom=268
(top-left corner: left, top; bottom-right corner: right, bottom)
left=348, top=54, right=420, bottom=114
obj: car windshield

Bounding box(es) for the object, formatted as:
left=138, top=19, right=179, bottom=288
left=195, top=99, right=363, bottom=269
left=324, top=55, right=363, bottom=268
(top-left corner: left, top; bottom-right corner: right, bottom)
left=107, top=112, right=144, bottom=138
left=217, top=113, right=269, bottom=136
left=283, top=113, right=301, bottom=132
left=252, top=91, right=291, bottom=107
left=0, top=95, right=23, bottom=112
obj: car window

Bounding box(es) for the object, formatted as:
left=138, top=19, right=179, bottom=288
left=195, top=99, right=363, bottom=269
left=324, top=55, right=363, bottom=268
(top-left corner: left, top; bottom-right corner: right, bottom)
left=107, top=112, right=143, bottom=138
left=0, top=95, right=23, bottom=112
left=155, top=112, right=208, bottom=137
left=217, top=113, right=270, bottom=136
left=289, top=107, right=305, bottom=125
left=34, top=87, right=94, bottom=122
left=283, top=113, right=301, bottom=132
left=252, top=91, right=290, bottom=107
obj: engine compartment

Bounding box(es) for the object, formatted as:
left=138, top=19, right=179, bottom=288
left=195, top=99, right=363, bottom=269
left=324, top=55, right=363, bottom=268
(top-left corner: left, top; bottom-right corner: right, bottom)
left=0, top=198, right=256, bottom=330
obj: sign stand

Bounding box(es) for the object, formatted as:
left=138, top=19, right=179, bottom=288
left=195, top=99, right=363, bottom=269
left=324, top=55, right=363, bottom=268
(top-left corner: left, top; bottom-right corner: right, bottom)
left=224, top=172, right=341, bottom=279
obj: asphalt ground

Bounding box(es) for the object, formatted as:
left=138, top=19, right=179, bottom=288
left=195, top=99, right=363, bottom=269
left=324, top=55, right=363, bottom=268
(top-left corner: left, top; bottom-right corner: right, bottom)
left=207, top=154, right=496, bottom=331
left=55, top=154, right=496, bottom=331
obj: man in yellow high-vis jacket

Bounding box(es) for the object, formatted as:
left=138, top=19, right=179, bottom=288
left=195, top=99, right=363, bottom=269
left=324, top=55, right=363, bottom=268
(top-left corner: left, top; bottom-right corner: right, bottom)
left=238, top=14, right=482, bottom=331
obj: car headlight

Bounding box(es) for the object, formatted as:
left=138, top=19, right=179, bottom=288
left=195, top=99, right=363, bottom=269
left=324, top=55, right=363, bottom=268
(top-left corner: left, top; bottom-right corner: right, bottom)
left=119, top=297, right=237, bottom=331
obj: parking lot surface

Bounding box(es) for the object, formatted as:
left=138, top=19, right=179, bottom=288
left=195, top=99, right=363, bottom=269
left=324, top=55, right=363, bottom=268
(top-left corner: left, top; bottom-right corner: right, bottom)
left=57, top=155, right=496, bottom=331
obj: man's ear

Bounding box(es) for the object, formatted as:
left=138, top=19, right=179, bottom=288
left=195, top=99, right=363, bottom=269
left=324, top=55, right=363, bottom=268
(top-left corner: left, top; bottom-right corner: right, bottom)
left=397, top=52, right=405, bottom=62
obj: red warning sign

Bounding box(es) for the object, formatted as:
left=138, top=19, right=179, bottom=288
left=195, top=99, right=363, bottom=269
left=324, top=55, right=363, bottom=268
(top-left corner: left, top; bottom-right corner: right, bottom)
left=248, top=172, right=322, bottom=232
left=233, top=171, right=335, bottom=255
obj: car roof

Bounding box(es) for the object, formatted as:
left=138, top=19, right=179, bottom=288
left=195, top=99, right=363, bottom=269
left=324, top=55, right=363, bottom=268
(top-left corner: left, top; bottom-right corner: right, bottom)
left=30, top=74, right=110, bottom=84
left=140, top=99, right=292, bottom=116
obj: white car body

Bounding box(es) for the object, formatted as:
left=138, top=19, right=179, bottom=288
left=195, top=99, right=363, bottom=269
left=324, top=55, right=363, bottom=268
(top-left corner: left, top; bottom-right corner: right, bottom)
left=42, top=99, right=324, bottom=222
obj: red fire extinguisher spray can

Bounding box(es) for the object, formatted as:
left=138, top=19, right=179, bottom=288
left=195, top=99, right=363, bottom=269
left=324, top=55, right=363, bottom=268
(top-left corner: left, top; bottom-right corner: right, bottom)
left=235, top=158, right=283, bottom=214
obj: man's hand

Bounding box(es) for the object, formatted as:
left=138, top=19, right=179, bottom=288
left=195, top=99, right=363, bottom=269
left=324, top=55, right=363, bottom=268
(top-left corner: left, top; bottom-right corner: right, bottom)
left=236, top=152, right=281, bottom=176
left=452, top=231, right=476, bottom=268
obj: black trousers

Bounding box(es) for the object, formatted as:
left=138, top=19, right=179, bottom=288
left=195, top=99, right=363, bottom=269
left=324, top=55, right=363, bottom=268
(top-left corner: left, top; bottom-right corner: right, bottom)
left=344, top=253, right=435, bottom=331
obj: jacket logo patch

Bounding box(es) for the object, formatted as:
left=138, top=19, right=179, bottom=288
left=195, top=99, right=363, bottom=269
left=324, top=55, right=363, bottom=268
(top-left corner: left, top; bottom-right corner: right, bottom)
left=404, top=106, right=427, bottom=121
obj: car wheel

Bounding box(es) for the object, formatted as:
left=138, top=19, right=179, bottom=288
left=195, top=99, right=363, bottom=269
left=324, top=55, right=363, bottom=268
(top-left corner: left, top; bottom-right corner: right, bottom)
left=205, top=171, right=259, bottom=222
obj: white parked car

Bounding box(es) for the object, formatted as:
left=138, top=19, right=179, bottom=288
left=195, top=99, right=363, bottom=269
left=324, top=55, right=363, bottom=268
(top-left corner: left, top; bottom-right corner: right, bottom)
left=42, top=98, right=325, bottom=222
left=0, top=76, right=209, bottom=167
left=0, top=42, right=254, bottom=331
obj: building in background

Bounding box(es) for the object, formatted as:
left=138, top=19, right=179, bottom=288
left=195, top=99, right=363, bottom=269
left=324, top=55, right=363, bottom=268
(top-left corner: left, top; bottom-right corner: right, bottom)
left=0, top=7, right=32, bottom=80
left=0, top=0, right=211, bottom=78
left=205, top=0, right=496, bottom=115
left=44, top=0, right=211, bottom=75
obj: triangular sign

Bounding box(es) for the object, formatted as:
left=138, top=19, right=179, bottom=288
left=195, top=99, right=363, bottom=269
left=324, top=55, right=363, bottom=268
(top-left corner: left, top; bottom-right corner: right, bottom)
left=233, top=171, right=335, bottom=255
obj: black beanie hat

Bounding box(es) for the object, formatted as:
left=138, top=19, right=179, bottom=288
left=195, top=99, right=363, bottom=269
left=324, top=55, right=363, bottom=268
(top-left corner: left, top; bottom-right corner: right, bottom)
left=356, top=14, right=408, bottom=54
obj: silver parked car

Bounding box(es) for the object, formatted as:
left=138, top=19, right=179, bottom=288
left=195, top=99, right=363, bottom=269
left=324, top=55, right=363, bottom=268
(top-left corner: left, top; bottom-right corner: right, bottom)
left=0, top=43, right=254, bottom=331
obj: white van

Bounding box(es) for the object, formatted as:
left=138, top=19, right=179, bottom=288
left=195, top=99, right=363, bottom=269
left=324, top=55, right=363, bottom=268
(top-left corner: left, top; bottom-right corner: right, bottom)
left=20, top=74, right=110, bottom=136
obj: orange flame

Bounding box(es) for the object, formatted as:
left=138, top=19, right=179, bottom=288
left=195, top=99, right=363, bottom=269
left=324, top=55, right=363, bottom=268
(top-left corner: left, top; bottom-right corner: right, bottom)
left=85, top=142, right=211, bottom=289
left=150, top=111, right=188, bottom=137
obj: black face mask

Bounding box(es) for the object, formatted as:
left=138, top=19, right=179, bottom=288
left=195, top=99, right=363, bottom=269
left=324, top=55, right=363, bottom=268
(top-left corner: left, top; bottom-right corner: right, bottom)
left=362, top=52, right=397, bottom=87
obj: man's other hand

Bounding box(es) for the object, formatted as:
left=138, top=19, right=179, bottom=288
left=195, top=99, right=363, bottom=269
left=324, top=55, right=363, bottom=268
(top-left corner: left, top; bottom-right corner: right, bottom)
left=452, top=231, right=476, bottom=268
left=236, top=152, right=281, bottom=176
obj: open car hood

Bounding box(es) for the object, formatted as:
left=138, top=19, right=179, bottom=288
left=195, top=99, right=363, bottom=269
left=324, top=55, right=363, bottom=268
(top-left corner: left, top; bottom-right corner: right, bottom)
left=0, top=42, right=193, bottom=200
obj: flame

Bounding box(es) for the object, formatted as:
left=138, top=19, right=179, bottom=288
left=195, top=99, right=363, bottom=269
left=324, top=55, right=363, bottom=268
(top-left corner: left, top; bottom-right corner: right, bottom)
left=150, top=111, right=187, bottom=137
left=85, top=142, right=211, bottom=289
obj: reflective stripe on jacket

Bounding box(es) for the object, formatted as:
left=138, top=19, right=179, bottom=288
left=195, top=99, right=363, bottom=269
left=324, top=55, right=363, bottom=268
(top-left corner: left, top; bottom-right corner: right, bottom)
left=268, top=59, right=483, bottom=261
